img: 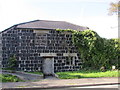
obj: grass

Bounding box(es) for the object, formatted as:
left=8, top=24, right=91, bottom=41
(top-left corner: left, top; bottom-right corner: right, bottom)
left=56, top=70, right=120, bottom=79
left=1, top=69, right=119, bottom=81
left=26, top=71, right=43, bottom=75
left=24, top=70, right=119, bottom=79
left=0, top=74, right=24, bottom=82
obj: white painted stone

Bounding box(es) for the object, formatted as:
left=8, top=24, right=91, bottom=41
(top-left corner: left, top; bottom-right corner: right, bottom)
left=63, top=53, right=77, bottom=56
left=112, top=66, right=116, bottom=70
left=40, top=53, right=57, bottom=57
left=34, top=30, right=49, bottom=33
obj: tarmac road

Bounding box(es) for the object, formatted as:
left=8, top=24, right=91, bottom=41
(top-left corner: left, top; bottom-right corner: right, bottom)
left=1, top=70, right=119, bottom=90
left=70, top=84, right=119, bottom=88
left=2, top=70, right=43, bottom=81
left=1, top=84, right=119, bottom=90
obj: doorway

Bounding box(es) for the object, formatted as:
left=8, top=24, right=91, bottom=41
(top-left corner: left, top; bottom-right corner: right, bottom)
left=42, top=56, right=54, bottom=78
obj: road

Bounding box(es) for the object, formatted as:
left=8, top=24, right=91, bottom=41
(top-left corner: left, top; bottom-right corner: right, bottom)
left=71, top=84, right=119, bottom=88
left=2, top=71, right=119, bottom=90
left=2, top=84, right=119, bottom=90
left=44, top=84, right=119, bottom=90
left=2, top=71, right=43, bottom=81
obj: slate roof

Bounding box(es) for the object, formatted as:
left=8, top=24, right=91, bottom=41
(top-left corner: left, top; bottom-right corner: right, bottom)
left=16, top=20, right=88, bottom=31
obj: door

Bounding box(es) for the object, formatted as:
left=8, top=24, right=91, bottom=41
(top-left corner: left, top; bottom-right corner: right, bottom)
left=42, top=57, right=54, bottom=76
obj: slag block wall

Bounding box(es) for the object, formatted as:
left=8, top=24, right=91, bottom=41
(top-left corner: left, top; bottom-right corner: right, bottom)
left=2, top=28, right=82, bottom=72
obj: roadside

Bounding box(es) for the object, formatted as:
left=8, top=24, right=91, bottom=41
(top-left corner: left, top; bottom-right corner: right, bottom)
left=2, top=77, right=119, bottom=89
left=2, top=70, right=43, bottom=81
left=1, top=70, right=119, bottom=89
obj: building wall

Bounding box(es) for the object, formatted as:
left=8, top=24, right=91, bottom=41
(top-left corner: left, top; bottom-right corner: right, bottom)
left=2, top=28, right=82, bottom=72
left=1, top=27, right=19, bottom=68
left=0, top=33, right=2, bottom=68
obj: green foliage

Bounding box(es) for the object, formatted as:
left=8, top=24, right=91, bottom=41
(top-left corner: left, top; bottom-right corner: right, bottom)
left=56, top=29, right=119, bottom=70
left=56, top=70, right=119, bottom=79
left=8, top=55, right=17, bottom=70
left=26, top=71, right=43, bottom=75
left=56, top=29, right=77, bottom=33
left=0, top=74, right=23, bottom=82
left=73, top=30, right=119, bottom=70
left=108, top=2, right=119, bottom=15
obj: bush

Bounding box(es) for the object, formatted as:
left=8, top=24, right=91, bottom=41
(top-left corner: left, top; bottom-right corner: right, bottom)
left=0, top=74, right=23, bottom=82
left=8, top=55, right=17, bottom=70
left=56, top=29, right=119, bottom=70
left=73, top=30, right=119, bottom=70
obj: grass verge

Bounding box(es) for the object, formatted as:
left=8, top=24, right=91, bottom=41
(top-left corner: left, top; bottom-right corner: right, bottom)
left=26, top=71, right=43, bottom=75
left=0, top=74, right=24, bottom=82
left=56, top=70, right=120, bottom=79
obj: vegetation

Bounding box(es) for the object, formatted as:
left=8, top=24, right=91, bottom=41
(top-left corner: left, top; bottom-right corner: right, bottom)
left=21, top=70, right=119, bottom=79
left=56, top=29, right=119, bottom=70
left=0, top=74, right=23, bottom=82
left=8, top=55, right=17, bottom=70
left=108, top=1, right=120, bottom=15
left=56, top=70, right=119, bottom=79
left=73, top=30, right=119, bottom=70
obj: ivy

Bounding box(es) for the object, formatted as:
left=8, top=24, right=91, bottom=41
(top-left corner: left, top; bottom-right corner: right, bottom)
left=56, top=29, right=119, bottom=70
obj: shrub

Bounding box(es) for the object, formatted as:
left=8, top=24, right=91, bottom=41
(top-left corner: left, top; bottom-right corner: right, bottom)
left=0, top=74, right=23, bottom=82
left=73, top=30, right=119, bottom=70
left=8, top=55, right=17, bottom=70
left=56, top=29, right=119, bottom=70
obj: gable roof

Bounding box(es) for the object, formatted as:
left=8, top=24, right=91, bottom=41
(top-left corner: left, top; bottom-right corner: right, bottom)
left=16, top=20, right=88, bottom=31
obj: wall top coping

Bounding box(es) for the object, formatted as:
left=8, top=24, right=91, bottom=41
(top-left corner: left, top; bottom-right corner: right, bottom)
left=40, top=53, right=78, bottom=57
left=40, top=53, right=57, bottom=57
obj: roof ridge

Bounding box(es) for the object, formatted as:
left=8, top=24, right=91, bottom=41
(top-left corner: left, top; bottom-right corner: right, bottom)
left=15, top=20, right=40, bottom=26
left=15, top=20, right=88, bottom=31
left=15, top=20, right=66, bottom=26
left=38, top=20, right=66, bottom=22
left=1, top=20, right=88, bottom=34
left=64, top=21, right=83, bottom=27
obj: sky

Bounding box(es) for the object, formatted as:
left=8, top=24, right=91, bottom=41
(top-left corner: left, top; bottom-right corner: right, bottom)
left=0, top=0, right=118, bottom=39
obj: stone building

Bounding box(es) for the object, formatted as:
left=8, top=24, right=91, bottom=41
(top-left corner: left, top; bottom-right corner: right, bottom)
left=0, top=20, right=88, bottom=72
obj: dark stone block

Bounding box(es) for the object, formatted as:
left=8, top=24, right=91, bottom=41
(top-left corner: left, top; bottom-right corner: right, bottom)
left=1, top=29, right=81, bottom=72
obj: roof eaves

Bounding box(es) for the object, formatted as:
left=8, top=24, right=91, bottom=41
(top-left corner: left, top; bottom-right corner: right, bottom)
left=15, top=20, right=40, bottom=26
left=63, top=21, right=86, bottom=29
left=16, top=27, right=55, bottom=30
left=0, top=25, right=17, bottom=34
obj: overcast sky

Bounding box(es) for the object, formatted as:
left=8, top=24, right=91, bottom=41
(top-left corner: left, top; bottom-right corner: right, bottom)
left=0, top=0, right=118, bottom=39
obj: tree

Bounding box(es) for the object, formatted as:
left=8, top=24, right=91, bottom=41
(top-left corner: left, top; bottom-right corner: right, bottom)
left=108, top=1, right=120, bottom=15
left=56, top=29, right=119, bottom=70
left=73, top=30, right=119, bottom=70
